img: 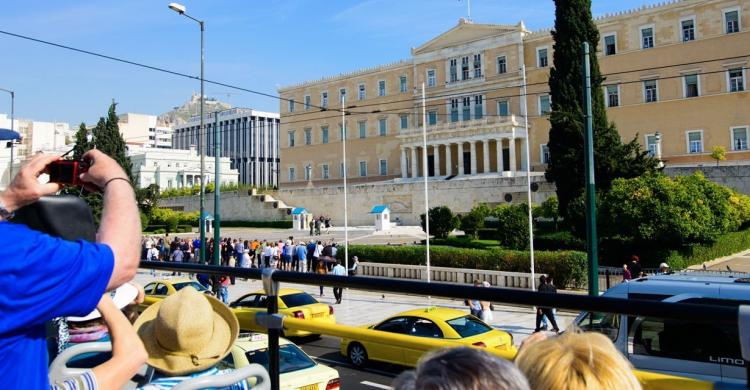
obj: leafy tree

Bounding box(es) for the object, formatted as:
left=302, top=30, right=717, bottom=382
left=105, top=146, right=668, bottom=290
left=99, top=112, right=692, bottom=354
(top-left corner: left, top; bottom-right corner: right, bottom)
left=420, top=206, right=459, bottom=239
left=493, top=204, right=529, bottom=250
left=460, top=203, right=491, bottom=239
left=546, top=0, right=658, bottom=231
left=711, top=146, right=726, bottom=166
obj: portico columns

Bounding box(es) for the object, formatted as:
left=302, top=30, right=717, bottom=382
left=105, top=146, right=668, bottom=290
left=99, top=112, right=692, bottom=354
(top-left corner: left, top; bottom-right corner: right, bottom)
left=445, top=143, right=453, bottom=176
left=508, top=137, right=517, bottom=174
left=482, top=139, right=490, bottom=173
left=496, top=138, right=504, bottom=173
left=433, top=145, right=441, bottom=176
left=410, top=147, right=417, bottom=178
left=420, top=147, right=429, bottom=177
left=457, top=143, right=464, bottom=175
left=469, top=141, right=477, bottom=175
left=400, top=147, right=407, bottom=178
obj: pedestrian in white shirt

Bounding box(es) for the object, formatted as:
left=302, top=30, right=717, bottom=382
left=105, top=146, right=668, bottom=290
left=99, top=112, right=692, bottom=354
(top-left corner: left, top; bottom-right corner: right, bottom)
left=330, top=260, right=347, bottom=304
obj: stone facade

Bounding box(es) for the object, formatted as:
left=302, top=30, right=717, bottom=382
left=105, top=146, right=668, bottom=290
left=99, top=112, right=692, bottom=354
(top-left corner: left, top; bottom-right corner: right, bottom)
left=664, top=162, right=750, bottom=194
left=159, top=190, right=293, bottom=222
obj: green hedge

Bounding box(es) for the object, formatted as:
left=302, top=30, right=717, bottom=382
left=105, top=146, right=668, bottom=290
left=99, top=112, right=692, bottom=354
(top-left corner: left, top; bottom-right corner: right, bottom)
left=338, top=245, right=587, bottom=288
left=219, top=220, right=292, bottom=229
left=666, top=228, right=750, bottom=269
left=534, top=231, right=585, bottom=251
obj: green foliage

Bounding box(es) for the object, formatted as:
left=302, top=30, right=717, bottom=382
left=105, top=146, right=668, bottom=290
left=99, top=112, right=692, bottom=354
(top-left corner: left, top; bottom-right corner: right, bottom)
left=338, top=245, right=588, bottom=288
left=534, top=231, right=585, bottom=251
left=420, top=206, right=459, bottom=239
left=139, top=212, right=150, bottom=230
left=218, top=220, right=293, bottom=229
left=165, top=215, right=179, bottom=234
left=536, top=197, right=560, bottom=230
left=136, top=184, right=160, bottom=218
left=160, top=182, right=248, bottom=198
left=72, top=123, right=91, bottom=161
left=546, top=0, right=658, bottom=227
left=493, top=204, right=530, bottom=250
left=711, top=146, right=727, bottom=166
left=666, top=227, right=750, bottom=269
left=459, top=203, right=491, bottom=239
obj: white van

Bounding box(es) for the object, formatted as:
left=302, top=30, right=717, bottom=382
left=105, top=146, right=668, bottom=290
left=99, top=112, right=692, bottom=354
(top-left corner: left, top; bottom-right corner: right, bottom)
left=574, top=272, right=748, bottom=385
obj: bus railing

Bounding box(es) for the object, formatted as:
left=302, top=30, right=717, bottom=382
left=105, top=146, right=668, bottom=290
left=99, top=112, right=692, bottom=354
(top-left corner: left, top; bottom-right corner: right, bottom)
left=138, top=261, right=750, bottom=390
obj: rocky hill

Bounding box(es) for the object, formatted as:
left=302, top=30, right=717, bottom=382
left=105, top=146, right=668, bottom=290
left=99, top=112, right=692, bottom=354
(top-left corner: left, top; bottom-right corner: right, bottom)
left=159, top=93, right=232, bottom=126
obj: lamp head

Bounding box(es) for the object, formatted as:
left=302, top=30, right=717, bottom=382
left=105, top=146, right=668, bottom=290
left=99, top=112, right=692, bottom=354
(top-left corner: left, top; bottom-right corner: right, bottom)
left=168, top=2, right=186, bottom=14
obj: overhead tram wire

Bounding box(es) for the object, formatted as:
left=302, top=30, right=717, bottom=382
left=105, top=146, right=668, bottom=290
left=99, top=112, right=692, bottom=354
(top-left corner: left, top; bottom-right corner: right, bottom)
left=2, top=28, right=748, bottom=124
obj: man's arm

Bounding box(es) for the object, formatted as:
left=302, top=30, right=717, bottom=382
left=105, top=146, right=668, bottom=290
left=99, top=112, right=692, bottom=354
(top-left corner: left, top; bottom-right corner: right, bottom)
left=79, top=150, right=141, bottom=290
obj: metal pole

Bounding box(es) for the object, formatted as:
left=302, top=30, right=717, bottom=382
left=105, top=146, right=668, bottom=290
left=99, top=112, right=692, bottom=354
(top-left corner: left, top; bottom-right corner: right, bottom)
left=520, top=65, right=536, bottom=292
left=583, top=42, right=599, bottom=296
left=6, top=90, right=14, bottom=181
left=199, top=20, right=206, bottom=263
left=421, top=83, right=430, bottom=283
left=214, top=111, right=221, bottom=266
left=341, top=95, right=349, bottom=275
left=262, top=269, right=280, bottom=390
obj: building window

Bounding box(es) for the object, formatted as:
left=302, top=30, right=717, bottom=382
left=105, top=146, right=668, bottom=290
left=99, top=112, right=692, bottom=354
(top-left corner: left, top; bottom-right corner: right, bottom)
left=339, top=88, right=347, bottom=101
left=641, top=26, right=654, bottom=49
left=449, top=58, right=458, bottom=83
left=462, top=97, right=471, bottom=121
left=288, top=130, right=295, bottom=147
left=461, top=56, right=470, bottom=80
left=359, top=121, right=367, bottom=139
left=681, top=18, right=696, bottom=42
left=288, top=99, right=295, bottom=113
left=379, top=118, right=387, bottom=136
left=288, top=167, right=296, bottom=181
left=322, top=164, right=330, bottom=179
left=498, top=100, right=509, bottom=116
left=304, top=165, right=311, bottom=181
left=539, top=95, right=551, bottom=115
left=321, top=126, right=329, bottom=144
left=427, top=69, right=436, bottom=87
left=340, top=162, right=345, bottom=178
left=644, top=80, right=658, bottom=103
left=728, top=68, right=746, bottom=92
left=725, top=9, right=740, bottom=34
left=605, top=85, right=619, bottom=107
left=378, top=80, right=386, bottom=97
left=321, top=92, right=328, bottom=108
left=379, top=159, right=387, bottom=176
left=428, top=111, right=437, bottom=125
left=540, top=144, right=550, bottom=164
left=358, top=84, right=366, bottom=100
left=646, top=134, right=658, bottom=157
left=604, top=34, right=616, bottom=56
left=537, top=47, right=548, bottom=68
left=359, top=161, right=367, bottom=177
left=400, top=76, right=408, bottom=93
left=304, top=128, right=312, bottom=145
left=684, top=74, right=700, bottom=98
left=732, top=127, right=748, bottom=151
left=450, top=99, right=459, bottom=122
left=687, top=130, right=703, bottom=154
left=473, top=54, right=482, bottom=78
left=400, top=115, right=408, bottom=129
left=474, top=95, right=483, bottom=119
left=497, top=56, right=507, bottom=74
left=304, top=95, right=311, bottom=110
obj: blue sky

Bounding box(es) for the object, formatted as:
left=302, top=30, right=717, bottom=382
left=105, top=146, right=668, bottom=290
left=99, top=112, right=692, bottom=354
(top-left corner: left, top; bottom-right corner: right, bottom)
left=0, top=1, right=656, bottom=127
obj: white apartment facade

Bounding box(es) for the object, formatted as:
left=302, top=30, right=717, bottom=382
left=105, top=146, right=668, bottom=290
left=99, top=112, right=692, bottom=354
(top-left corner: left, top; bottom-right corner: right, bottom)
left=172, top=108, right=281, bottom=188
left=118, top=113, right=173, bottom=149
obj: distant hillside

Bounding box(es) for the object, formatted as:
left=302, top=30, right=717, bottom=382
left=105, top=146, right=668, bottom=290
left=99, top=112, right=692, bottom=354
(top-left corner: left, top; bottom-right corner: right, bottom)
left=159, top=93, right=232, bottom=126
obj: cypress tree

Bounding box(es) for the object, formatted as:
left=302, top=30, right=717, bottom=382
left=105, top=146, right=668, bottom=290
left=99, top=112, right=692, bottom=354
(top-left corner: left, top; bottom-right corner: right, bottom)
left=72, top=122, right=91, bottom=160
left=546, top=0, right=657, bottom=231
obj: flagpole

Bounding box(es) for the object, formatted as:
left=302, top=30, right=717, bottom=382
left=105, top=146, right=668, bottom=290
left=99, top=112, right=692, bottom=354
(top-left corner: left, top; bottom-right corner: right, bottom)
left=421, top=83, right=430, bottom=284
left=342, top=95, right=349, bottom=276
left=521, top=65, right=536, bottom=292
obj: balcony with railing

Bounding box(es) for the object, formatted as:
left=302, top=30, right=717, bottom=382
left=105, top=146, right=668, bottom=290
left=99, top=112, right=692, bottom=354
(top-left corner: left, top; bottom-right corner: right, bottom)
left=398, top=114, right=521, bottom=137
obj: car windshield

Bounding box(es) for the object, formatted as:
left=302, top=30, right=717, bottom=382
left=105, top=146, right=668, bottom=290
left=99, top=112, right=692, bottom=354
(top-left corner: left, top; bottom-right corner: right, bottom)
left=245, top=344, right=316, bottom=374
left=446, top=315, right=492, bottom=338
left=172, top=281, right=207, bottom=292
left=280, top=293, right=318, bottom=307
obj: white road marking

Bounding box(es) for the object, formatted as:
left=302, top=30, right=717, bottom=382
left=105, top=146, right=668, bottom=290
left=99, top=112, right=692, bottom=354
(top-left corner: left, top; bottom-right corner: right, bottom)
left=313, top=356, right=397, bottom=377
left=361, top=381, right=392, bottom=389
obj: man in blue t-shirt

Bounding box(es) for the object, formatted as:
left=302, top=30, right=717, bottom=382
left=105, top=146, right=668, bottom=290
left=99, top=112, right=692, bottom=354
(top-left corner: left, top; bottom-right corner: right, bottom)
left=0, top=150, right=142, bottom=389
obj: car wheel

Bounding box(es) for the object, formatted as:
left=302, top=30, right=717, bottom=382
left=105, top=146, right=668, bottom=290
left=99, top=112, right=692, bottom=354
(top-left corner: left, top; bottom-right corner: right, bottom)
left=348, top=343, right=368, bottom=367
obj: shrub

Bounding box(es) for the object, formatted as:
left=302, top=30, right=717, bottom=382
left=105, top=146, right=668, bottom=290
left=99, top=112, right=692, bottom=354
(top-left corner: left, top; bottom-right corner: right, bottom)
left=536, top=196, right=560, bottom=230
left=666, top=227, right=750, bottom=269
left=459, top=204, right=491, bottom=239
left=493, top=204, right=529, bottom=250
left=339, top=245, right=587, bottom=288
left=534, top=231, right=584, bottom=251
left=165, top=215, right=179, bottom=234
left=420, top=206, right=459, bottom=239
left=139, top=212, right=150, bottom=230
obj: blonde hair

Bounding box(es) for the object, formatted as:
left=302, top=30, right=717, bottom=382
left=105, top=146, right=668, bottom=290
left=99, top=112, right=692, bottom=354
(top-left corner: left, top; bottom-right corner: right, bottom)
left=515, top=331, right=641, bottom=390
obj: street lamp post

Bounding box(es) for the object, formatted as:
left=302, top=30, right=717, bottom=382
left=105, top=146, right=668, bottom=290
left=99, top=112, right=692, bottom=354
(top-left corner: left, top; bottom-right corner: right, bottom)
left=169, top=2, right=206, bottom=263
left=213, top=111, right=221, bottom=266
left=0, top=88, right=15, bottom=181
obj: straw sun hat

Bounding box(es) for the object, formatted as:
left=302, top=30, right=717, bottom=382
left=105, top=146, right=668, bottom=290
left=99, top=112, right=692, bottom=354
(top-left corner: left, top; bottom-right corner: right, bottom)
left=134, top=286, right=239, bottom=375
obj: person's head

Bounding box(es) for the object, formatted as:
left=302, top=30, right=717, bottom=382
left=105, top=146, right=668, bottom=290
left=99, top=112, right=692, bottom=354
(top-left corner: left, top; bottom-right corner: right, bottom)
left=473, top=279, right=482, bottom=287
left=546, top=275, right=554, bottom=285
left=353, top=256, right=359, bottom=263
left=659, top=262, right=670, bottom=272
left=539, top=275, right=547, bottom=285
left=336, top=259, right=341, bottom=265
left=631, top=255, right=640, bottom=263
left=515, top=331, right=641, bottom=390
left=134, top=286, right=239, bottom=376
left=392, top=346, right=529, bottom=390
left=623, top=264, right=629, bottom=271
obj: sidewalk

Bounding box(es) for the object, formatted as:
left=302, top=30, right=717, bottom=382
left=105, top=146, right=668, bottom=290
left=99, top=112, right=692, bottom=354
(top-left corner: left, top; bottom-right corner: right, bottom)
left=134, top=271, right=575, bottom=343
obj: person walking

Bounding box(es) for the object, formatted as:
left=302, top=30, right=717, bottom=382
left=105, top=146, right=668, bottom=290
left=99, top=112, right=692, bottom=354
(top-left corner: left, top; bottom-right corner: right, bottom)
left=330, top=260, right=347, bottom=304
left=316, top=260, right=327, bottom=297
left=480, top=281, right=494, bottom=323
left=171, top=246, right=184, bottom=276
left=466, top=280, right=483, bottom=318
left=309, top=218, right=315, bottom=236
left=534, top=275, right=559, bottom=333
left=628, top=255, right=642, bottom=278
left=622, top=264, right=632, bottom=281
left=306, top=240, right=316, bottom=272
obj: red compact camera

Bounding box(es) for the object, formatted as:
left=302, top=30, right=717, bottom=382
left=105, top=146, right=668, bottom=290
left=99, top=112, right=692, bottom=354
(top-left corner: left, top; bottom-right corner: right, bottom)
left=47, top=160, right=89, bottom=185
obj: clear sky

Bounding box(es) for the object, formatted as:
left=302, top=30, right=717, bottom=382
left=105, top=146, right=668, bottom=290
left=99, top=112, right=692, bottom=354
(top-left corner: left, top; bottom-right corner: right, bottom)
left=0, top=0, right=656, bottom=128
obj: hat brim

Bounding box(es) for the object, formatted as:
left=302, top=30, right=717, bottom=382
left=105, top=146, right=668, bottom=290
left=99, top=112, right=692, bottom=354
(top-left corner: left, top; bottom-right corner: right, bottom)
left=134, top=291, right=239, bottom=376
left=67, top=282, right=140, bottom=322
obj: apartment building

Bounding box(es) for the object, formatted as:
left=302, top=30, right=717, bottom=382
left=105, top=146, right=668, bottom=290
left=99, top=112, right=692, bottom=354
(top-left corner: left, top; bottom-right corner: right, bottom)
left=118, top=113, right=173, bottom=149
left=278, top=0, right=749, bottom=188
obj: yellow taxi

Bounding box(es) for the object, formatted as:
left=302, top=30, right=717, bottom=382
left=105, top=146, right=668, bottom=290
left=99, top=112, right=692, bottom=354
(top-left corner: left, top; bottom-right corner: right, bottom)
left=138, top=278, right=208, bottom=313
left=217, top=333, right=340, bottom=390
left=340, top=307, right=516, bottom=367
left=230, top=289, right=336, bottom=337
